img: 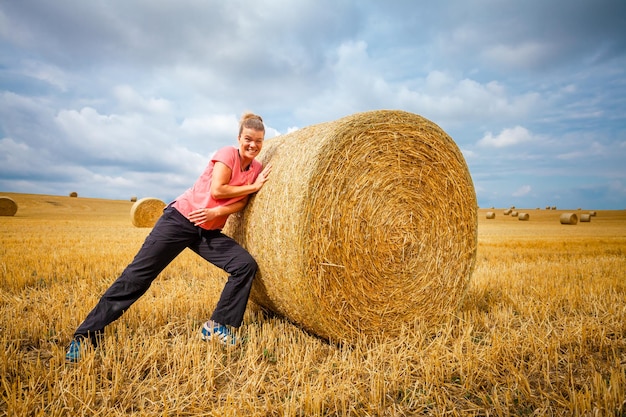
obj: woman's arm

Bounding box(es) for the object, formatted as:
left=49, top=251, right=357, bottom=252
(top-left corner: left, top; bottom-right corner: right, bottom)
left=210, top=162, right=272, bottom=199
left=187, top=196, right=250, bottom=226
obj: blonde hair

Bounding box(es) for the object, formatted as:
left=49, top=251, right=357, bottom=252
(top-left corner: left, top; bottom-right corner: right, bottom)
left=239, top=112, right=265, bottom=135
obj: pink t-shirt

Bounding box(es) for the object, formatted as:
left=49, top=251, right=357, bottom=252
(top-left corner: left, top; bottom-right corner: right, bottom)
left=172, top=146, right=262, bottom=230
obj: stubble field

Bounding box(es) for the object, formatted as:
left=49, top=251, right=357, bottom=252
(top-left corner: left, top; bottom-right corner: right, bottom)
left=1, top=193, right=625, bottom=416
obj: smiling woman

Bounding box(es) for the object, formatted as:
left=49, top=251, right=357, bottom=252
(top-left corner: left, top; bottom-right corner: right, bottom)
left=64, top=111, right=273, bottom=362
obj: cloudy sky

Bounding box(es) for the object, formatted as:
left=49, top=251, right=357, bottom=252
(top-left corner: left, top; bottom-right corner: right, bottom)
left=1, top=0, right=625, bottom=209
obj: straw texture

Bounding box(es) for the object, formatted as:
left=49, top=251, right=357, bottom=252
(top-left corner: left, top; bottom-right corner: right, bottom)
left=560, top=213, right=578, bottom=225
left=0, top=196, right=18, bottom=216
left=130, top=197, right=166, bottom=228
left=225, top=110, right=477, bottom=343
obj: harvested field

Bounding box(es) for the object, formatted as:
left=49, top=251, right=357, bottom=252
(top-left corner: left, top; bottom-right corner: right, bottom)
left=1, top=193, right=625, bottom=416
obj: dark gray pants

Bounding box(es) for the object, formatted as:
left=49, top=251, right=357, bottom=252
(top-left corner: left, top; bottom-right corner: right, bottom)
left=74, top=205, right=257, bottom=346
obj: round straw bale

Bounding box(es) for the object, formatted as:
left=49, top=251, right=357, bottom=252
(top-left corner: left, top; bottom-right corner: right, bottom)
left=0, top=196, right=18, bottom=216
left=589, top=211, right=597, bottom=216
left=130, top=196, right=138, bottom=202
left=560, top=213, right=578, bottom=225
left=580, top=213, right=591, bottom=222
left=503, top=209, right=512, bottom=215
left=511, top=211, right=518, bottom=217
left=518, top=212, right=529, bottom=221
left=224, top=110, right=477, bottom=343
left=130, top=197, right=166, bottom=227
left=69, top=191, right=78, bottom=197
left=486, top=211, right=496, bottom=219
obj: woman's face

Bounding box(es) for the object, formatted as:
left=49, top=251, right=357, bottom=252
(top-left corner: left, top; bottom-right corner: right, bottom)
left=238, top=127, right=265, bottom=162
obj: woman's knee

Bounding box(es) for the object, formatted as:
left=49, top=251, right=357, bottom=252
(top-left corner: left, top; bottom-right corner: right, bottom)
left=243, top=253, right=258, bottom=276
left=233, top=252, right=257, bottom=278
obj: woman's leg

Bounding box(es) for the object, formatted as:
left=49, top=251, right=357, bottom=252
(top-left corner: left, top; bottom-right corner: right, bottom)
left=193, top=231, right=258, bottom=328
left=74, top=206, right=198, bottom=345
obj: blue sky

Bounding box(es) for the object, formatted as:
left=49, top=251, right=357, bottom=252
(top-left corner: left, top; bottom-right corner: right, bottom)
left=1, top=0, right=625, bottom=209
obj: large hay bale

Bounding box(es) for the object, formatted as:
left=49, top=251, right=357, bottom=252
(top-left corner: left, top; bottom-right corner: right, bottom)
left=560, top=213, right=578, bottom=225
left=580, top=213, right=591, bottom=222
left=225, top=110, right=477, bottom=343
left=486, top=211, right=496, bottom=219
left=0, top=196, right=18, bottom=216
left=518, top=212, right=529, bottom=221
left=130, top=197, right=166, bottom=227
left=69, top=191, right=78, bottom=197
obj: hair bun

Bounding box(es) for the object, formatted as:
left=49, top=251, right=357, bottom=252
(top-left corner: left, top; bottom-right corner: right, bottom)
left=238, top=111, right=265, bottom=135
left=241, top=112, right=263, bottom=124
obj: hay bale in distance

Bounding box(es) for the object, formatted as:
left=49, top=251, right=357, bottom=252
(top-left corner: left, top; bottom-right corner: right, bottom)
left=224, top=110, right=477, bottom=343
left=130, top=196, right=138, bottom=202
left=511, top=211, right=518, bottom=217
left=518, top=212, right=529, bottom=221
left=580, top=213, right=591, bottom=222
left=0, top=196, right=18, bottom=216
left=69, top=191, right=78, bottom=197
left=589, top=211, right=597, bottom=217
left=503, top=209, right=512, bottom=215
left=486, top=211, right=496, bottom=219
left=130, top=197, right=166, bottom=227
left=560, top=213, right=578, bottom=225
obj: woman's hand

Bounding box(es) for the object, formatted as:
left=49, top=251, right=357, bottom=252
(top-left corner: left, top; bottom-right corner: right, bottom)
left=188, top=207, right=218, bottom=226
left=253, top=164, right=273, bottom=192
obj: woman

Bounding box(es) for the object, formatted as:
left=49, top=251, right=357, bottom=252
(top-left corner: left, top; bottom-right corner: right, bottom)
left=66, top=112, right=272, bottom=362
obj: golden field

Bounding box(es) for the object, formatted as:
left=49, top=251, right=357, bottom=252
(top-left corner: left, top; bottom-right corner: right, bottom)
left=1, top=193, right=624, bottom=416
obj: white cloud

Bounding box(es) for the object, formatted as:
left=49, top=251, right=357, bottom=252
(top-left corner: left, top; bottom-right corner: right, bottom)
left=180, top=114, right=239, bottom=138
left=512, top=185, right=532, bottom=197
left=113, top=85, right=172, bottom=114
left=478, top=126, right=534, bottom=148
left=557, top=141, right=607, bottom=160
left=20, top=60, right=68, bottom=91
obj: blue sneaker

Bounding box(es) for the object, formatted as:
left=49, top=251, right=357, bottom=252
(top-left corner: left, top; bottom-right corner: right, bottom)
left=200, top=320, right=237, bottom=346
left=65, top=339, right=83, bottom=363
